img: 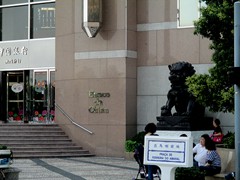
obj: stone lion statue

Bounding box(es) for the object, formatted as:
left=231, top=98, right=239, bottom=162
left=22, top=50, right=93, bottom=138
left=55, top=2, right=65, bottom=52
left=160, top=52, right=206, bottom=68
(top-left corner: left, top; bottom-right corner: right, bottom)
left=161, top=61, right=204, bottom=116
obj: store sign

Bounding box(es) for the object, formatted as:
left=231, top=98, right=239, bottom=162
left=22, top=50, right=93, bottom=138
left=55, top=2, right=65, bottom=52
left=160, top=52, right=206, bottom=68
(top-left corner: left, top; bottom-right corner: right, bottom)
left=0, top=46, right=28, bottom=65
left=88, top=91, right=110, bottom=113
left=0, top=39, right=55, bottom=70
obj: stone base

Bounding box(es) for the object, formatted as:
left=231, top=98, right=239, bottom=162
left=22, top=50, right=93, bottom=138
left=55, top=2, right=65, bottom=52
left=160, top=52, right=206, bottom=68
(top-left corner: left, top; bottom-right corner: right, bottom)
left=156, top=116, right=212, bottom=131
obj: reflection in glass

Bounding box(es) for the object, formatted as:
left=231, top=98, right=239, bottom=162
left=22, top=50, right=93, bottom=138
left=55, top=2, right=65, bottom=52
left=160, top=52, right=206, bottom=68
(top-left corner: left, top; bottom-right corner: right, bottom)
left=88, top=0, right=100, bottom=22
left=31, top=3, right=55, bottom=39
left=0, top=0, right=27, bottom=5
left=7, top=72, right=24, bottom=121
left=178, top=0, right=198, bottom=27
left=0, top=6, right=28, bottom=41
left=33, top=71, right=47, bottom=122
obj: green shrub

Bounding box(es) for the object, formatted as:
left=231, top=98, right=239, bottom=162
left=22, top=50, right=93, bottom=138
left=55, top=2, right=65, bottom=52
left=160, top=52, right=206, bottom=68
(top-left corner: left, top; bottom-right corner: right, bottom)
left=0, top=145, right=7, bottom=150
left=125, top=131, right=146, bottom=152
left=131, top=131, right=145, bottom=144
left=223, top=131, right=235, bottom=149
left=125, top=140, right=138, bottom=152
left=175, top=167, right=205, bottom=180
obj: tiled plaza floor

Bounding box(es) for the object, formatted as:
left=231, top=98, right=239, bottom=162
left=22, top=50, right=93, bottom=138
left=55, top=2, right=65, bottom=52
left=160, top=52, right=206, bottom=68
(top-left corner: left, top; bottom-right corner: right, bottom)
left=11, top=157, right=139, bottom=180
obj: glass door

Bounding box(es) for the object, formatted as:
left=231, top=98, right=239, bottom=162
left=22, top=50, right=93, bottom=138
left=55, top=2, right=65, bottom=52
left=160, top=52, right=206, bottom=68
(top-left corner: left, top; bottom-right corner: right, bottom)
left=6, top=71, right=25, bottom=121
left=32, top=69, right=55, bottom=123
left=33, top=70, right=47, bottom=122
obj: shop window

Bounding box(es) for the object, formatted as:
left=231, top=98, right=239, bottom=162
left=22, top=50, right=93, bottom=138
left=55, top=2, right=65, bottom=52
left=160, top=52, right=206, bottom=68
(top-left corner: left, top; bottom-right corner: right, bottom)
left=0, top=6, right=28, bottom=41
left=0, top=1, right=55, bottom=41
left=30, top=3, right=55, bottom=39
left=178, top=0, right=206, bottom=27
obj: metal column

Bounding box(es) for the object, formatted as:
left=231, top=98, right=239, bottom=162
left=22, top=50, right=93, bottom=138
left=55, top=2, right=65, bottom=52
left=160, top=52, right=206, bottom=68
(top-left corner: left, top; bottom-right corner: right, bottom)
left=234, top=2, right=240, bottom=179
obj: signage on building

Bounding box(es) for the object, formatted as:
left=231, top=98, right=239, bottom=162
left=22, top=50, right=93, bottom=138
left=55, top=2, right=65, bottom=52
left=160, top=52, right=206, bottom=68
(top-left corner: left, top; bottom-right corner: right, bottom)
left=88, top=90, right=110, bottom=113
left=0, top=46, right=28, bottom=65
left=0, top=39, right=55, bottom=70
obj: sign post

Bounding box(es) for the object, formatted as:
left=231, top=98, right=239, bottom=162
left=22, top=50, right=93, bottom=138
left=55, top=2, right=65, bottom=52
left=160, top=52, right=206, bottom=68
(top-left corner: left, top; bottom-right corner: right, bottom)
left=234, top=2, right=240, bottom=179
left=144, top=136, right=193, bottom=180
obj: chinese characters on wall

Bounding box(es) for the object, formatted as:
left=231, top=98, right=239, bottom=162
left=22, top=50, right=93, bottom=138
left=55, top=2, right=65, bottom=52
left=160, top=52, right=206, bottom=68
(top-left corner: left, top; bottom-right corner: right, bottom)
left=0, top=46, right=28, bottom=64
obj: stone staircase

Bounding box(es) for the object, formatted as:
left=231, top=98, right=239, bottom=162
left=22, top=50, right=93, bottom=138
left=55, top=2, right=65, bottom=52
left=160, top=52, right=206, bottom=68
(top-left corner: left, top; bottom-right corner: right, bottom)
left=0, top=123, right=94, bottom=158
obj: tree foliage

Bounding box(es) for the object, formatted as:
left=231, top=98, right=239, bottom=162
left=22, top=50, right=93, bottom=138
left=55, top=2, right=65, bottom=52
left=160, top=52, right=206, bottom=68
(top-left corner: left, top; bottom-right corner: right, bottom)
left=186, top=0, right=238, bottom=113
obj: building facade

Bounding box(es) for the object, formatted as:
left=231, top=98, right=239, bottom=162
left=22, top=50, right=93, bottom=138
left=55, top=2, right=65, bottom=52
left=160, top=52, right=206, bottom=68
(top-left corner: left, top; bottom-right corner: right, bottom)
left=56, top=0, right=235, bottom=158
left=0, top=0, right=56, bottom=122
left=0, top=0, right=234, bottom=158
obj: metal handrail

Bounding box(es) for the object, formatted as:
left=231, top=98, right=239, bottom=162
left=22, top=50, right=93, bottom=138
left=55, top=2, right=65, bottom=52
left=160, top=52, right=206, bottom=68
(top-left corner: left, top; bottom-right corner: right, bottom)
left=55, top=103, right=93, bottom=135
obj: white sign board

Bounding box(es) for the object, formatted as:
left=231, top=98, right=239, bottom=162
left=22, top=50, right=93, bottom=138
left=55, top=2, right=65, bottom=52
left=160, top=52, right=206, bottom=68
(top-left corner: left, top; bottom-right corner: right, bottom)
left=0, top=39, right=55, bottom=71
left=144, top=136, right=193, bottom=180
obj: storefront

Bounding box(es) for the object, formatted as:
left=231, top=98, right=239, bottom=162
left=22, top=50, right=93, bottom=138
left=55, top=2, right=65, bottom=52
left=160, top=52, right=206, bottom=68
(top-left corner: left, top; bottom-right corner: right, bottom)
left=0, top=0, right=55, bottom=123
left=0, top=69, right=55, bottom=123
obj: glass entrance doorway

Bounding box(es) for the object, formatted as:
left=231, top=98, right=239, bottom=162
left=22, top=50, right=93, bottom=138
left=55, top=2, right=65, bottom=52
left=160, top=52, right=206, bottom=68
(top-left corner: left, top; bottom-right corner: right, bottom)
left=31, top=70, right=55, bottom=123
left=3, top=69, right=55, bottom=123
left=6, top=71, right=25, bottom=121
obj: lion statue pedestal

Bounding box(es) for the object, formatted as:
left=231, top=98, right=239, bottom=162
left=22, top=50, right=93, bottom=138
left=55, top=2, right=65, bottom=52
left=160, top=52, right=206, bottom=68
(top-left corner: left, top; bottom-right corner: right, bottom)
left=157, top=116, right=213, bottom=131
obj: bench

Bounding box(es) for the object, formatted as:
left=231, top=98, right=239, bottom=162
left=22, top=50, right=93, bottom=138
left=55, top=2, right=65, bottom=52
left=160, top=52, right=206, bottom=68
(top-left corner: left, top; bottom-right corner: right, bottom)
left=205, top=148, right=235, bottom=180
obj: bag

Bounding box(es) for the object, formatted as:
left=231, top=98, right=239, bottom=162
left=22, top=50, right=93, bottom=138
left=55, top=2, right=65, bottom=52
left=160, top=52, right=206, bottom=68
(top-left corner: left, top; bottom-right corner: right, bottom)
left=211, top=134, right=224, bottom=143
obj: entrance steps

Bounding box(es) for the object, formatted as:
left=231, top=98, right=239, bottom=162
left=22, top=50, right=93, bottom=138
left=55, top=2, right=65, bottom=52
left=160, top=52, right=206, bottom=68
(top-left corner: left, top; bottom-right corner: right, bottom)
left=0, top=123, right=94, bottom=158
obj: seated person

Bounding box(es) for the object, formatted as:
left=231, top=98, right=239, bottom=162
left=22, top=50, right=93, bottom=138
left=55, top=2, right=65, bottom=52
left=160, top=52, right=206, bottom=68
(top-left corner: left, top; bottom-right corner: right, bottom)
left=193, top=134, right=210, bottom=167
left=212, top=118, right=222, bottom=136
left=199, top=139, right=221, bottom=176
left=211, top=118, right=224, bottom=143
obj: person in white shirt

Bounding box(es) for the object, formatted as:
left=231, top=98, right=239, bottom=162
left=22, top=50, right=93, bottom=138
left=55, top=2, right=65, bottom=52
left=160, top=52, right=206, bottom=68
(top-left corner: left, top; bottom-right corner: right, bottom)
left=193, top=134, right=211, bottom=167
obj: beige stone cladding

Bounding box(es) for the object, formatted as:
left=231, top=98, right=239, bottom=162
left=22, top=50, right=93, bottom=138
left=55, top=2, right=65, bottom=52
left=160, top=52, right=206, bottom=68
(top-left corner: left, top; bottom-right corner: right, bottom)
left=136, top=0, right=214, bottom=132
left=55, top=0, right=137, bottom=157
left=55, top=0, right=222, bottom=158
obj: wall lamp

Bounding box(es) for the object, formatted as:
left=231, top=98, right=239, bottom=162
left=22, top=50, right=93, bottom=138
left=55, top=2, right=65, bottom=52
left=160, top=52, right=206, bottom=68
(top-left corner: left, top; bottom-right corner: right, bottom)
left=82, top=0, right=102, bottom=38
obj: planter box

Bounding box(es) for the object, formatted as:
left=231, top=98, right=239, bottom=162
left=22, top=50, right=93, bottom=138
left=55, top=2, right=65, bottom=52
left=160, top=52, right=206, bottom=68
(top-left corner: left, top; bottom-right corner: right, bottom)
left=0, top=150, right=12, bottom=168
left=217, top=147, right=235, bottom=173
left=124, top=152, right=134, bottom=160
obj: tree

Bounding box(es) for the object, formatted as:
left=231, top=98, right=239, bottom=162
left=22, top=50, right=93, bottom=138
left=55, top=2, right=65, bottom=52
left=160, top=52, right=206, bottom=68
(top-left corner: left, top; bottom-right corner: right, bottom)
left=186, top=0, right=238, bottom=113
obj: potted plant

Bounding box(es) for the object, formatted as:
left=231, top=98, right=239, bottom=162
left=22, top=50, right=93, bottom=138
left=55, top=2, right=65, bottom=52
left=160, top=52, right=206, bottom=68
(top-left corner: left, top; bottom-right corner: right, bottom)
left=124, top=131, right=145, bottom=159
left=125, top=131, right=145, bottom=151
left=0, top=145, right=13, bottom=168
left=222, top=131, right=235, bottom=149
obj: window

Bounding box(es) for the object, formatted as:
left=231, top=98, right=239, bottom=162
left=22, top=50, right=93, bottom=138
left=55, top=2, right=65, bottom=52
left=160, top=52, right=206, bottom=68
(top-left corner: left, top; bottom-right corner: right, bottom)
left=178, top=0, right=206, bottom=27
left=31, top=3, right=55, bottom=38
left=0, top=6, right=28, bottom=41
left=0, top=1, right=55, bottom=41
